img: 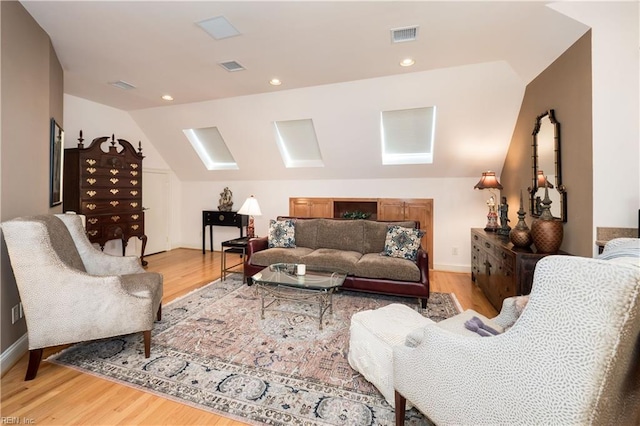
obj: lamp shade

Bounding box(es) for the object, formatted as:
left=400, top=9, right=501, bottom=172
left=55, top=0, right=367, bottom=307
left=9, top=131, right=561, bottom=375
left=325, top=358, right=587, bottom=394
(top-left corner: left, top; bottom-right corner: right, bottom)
left=474, top=171, right=503, bottom=190
left=238, top=195, right=262, bottom=216
left=537, top=171, right=554, bottom=189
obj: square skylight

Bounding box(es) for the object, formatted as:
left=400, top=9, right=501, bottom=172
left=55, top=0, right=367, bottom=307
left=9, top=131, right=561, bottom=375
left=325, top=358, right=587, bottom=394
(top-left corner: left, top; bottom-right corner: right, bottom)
left=183, top=127, right=238, bottom=170
left=380, top=106, right=436, bottom=165
left=273, top=119, right=324, bottom=168
left=196, top=16, right=241, bottom=40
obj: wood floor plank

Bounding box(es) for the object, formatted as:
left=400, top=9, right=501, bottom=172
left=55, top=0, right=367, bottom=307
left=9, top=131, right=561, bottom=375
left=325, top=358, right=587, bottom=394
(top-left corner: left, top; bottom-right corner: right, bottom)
left=1, top=248, right=493, bottom=425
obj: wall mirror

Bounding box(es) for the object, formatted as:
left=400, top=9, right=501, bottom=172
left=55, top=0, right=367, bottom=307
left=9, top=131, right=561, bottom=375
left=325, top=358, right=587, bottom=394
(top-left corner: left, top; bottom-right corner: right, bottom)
left=528, top=109, right=567, bottom=222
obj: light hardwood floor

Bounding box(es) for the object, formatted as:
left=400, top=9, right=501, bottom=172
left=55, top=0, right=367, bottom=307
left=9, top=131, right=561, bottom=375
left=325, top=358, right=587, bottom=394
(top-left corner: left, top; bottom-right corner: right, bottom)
left=1, top=248, right=496, bottom=425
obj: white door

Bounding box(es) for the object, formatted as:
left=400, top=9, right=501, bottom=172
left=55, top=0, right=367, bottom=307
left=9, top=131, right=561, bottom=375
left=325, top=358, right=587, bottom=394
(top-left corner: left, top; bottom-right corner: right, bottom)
left=141, top=169, right=170, bottom=255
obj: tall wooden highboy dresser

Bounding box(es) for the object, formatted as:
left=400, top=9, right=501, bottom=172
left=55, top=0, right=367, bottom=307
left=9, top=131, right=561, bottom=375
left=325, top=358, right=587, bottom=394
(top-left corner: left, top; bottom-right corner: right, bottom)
left=63, top=133, right=147, bottom=265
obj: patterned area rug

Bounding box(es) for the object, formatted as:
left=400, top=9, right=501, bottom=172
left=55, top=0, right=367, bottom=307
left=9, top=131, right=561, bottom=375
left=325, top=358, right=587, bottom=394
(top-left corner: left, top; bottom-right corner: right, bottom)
left=48, top=276, right=461, bottom=425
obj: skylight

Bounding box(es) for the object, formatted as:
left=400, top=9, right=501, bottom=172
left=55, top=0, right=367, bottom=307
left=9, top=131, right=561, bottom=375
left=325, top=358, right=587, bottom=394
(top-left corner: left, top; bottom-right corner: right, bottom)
left=380, top=106, right=436, bottom=165
left=273, top=119, right=324, bottom=168
left=183, top=127, right=238, bottom=170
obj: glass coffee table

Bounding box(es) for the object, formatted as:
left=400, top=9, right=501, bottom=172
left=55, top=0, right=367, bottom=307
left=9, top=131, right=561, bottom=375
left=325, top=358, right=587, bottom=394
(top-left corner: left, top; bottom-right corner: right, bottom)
left=251, top=263, right=347, bottom=330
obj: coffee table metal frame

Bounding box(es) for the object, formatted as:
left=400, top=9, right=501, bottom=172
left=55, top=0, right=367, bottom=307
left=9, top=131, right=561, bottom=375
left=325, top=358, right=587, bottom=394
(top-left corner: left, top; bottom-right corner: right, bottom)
left=251, top=263, right=347, bottom=330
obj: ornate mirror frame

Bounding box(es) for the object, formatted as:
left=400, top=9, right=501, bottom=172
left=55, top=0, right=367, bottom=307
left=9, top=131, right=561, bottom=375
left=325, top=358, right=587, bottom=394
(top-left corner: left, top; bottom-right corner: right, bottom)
left=528, top=109, right=567, bottom=222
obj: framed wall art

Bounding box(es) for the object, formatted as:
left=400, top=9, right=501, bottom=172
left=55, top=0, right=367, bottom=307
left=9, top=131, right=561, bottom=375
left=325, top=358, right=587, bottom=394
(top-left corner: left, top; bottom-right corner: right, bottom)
left=49, top=118, right=64, bottom=207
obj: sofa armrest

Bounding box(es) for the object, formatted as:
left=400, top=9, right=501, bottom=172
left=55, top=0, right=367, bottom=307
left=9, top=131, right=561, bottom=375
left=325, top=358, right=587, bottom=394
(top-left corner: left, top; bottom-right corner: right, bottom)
left=416, top=248, right=429, bottom=283
left=247, top=236, right=268, bottom=257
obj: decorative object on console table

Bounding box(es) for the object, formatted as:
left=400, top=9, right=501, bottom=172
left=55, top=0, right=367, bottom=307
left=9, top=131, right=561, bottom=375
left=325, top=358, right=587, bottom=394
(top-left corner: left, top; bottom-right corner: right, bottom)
left=497, top=196, right=511, bottom=236
left=63, top=132, right=148, bottom=266
left=202, top=210, right=248, bottom=254
left=218, top=187, right=233, bottom=211
left=530, top=182, right=563, bottom=253
left=238, top=195, right=262, bottom=238
left=474, top=171, right=503, bottom=232
left=510, top=190, right=533, bottom=248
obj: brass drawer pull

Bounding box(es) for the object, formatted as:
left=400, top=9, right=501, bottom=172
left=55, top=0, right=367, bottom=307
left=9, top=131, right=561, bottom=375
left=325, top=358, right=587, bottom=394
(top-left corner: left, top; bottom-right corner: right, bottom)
left=110, top=169, right=119, bottom=175
left=86, top=190, right=97, bottom=197
left=110, top=201, right=120, bottom=207
left=88, top=218, right=98, bottom=225
left=86, top=167, right=96, bottom=174
left=110, top=189, right=120, bottom=195
left=86, top=178, right=97, bottom=185
left=85, top=159, right=96, bottom=166
left=111, top=216, right=120, bottom=222
left=86, top=203, right=96, bottom=210
left=110, top=178, right=119, bottom=184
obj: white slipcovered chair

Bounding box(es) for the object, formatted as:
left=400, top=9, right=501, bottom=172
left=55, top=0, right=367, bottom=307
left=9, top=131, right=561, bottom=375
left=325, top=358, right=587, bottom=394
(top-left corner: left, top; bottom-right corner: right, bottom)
left=1, top=214, right=163, bottom=380
left=392, top=246, right=640, bottom=425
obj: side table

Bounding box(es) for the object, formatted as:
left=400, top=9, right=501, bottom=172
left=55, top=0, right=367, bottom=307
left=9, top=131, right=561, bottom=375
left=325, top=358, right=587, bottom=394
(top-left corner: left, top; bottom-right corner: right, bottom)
left=221, top=237, right=249, bottom=281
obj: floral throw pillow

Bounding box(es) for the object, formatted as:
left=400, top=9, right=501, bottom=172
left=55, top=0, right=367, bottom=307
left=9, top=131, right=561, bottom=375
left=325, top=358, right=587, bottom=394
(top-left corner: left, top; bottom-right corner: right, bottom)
left=381, top=225, right=425, bottom=261
left=268, top=219, right=296, bottom=248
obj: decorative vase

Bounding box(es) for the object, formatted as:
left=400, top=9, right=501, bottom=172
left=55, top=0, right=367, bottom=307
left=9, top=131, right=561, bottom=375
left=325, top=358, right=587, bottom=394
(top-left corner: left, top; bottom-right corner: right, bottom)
left=530, top=185, right=563, bottom=253
left=510, top=191, right=533, bottom=248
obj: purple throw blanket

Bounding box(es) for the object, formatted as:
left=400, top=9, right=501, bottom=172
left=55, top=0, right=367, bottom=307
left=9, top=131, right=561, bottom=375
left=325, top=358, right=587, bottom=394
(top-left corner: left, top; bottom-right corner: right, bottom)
left=464, top=316, right=501, bottom=337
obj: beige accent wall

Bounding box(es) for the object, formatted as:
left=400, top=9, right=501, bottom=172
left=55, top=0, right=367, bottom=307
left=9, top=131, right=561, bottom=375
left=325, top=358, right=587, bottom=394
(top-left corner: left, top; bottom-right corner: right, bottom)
left=1, top=1, right=63, bottom=353
left=501, top=31, right=592, bottom=257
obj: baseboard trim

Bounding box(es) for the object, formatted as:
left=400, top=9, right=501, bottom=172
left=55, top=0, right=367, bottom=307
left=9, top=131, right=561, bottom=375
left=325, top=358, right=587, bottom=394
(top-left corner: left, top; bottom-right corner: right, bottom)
left=434, top=264, right=471, bottom=273
left=1, top=333, right=28, bottom=377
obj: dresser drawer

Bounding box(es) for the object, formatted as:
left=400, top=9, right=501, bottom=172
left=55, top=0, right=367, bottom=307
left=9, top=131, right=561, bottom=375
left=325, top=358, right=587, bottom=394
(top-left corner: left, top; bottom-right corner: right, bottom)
left=82, top=199, right=142, bottom=214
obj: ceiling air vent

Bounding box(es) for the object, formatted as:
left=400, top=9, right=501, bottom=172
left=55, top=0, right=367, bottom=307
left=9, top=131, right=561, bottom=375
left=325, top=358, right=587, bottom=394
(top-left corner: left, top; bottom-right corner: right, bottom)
left=219, top=60, right=246, bottom=72
left=391, top=26, right=419, bottom=43
left=109, top=80, right=136, bottom=90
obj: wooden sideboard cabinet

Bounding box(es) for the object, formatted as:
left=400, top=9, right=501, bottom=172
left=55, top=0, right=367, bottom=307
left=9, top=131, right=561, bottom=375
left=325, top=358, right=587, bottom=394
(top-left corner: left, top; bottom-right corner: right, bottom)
left=289, top=198, right=333, bottom=218
left=471, top=228, right=563, bottom=311
left=63, top=134, right=147, bottom=265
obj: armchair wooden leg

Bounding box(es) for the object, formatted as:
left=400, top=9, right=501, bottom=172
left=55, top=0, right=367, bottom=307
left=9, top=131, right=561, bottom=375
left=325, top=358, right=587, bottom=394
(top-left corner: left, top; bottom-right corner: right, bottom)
left=395, top=390, right=407, bottom=426
left=25, top=348, right=44, bottom=381
left=143, top=330, right=151, bottom=358
left=156, top=303, right=162, bottom=321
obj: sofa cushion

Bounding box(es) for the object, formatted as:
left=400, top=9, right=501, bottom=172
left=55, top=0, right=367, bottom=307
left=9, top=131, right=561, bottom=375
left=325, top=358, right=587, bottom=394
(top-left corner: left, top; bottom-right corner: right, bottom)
left=268, top=219, right=296, bottom=248
left=354, top=253, right=420, bottom=282
left=293, top=218, right=320, bottom=249
left=381, top=225, right=425, bottom=261
left=316, top=219, right=365, bottom=253
left=301, top=248, right=362, bottom=274
left=250, top=247, right=314, bottom=267
left=363, top=220, right=417, bottom=254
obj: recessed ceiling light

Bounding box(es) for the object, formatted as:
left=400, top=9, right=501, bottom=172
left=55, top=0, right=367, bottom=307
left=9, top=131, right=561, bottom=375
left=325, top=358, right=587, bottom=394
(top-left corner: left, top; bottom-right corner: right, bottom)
left=269, top=78, right=282, bottom=86
left=161, top=95, right=174, bottom=101
left=400, top=58, right=415, bottom=67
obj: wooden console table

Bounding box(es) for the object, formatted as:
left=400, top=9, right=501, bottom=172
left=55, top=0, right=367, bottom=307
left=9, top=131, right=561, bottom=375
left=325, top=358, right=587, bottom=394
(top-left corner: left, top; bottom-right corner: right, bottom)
left=202, top=210, right=248, bottom=254
left=471, top=228, right=568, bottom=311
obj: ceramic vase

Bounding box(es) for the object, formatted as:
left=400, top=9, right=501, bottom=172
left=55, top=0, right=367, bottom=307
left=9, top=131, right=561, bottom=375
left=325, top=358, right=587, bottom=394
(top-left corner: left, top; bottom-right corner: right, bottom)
left=510, top=191, right=532, bottom=248
left=530, top=186, right=563, bottom=253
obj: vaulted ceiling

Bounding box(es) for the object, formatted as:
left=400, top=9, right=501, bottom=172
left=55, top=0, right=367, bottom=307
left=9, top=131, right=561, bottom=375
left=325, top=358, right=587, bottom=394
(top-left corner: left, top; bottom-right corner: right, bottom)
left=22, top=1, right=589, bottom=181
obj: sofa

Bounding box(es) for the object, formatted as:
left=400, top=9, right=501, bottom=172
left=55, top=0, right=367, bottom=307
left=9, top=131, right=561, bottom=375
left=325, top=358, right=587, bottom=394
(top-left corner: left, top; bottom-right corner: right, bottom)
left=243, top=217, right=430, bottom=307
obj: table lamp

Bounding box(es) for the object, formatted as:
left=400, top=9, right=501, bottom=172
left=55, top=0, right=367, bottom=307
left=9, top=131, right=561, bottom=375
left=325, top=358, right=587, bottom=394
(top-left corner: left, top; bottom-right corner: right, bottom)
left=238, top=195, right=262, bottom=238
left=474, top=171, right=503, bottom=232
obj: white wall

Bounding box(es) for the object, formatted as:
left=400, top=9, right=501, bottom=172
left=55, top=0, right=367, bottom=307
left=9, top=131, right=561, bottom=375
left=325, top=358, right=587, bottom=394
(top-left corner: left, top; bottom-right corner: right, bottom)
left=181, top=177, right=489, bottom=272
left=550, top=2, right=640, bottom=254
left=63, top=95, right=181, bottom=256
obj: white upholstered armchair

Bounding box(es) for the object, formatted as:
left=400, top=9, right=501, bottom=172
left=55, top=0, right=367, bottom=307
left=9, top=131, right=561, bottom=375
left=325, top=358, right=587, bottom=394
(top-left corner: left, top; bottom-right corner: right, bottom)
left=393, top=253, right=640, bottom=425
left=1, top=214, right=163, bottom=380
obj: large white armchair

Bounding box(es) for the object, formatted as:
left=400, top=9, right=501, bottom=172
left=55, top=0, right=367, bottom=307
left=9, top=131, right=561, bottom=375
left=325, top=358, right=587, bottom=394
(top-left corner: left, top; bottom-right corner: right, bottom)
left=1, top=214, right=163, bottom=380
left=393, top=252, right=640, bottom=425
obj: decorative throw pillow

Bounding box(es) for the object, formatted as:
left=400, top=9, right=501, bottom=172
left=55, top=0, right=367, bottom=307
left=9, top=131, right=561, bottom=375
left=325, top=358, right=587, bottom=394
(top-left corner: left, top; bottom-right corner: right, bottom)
left=268, top=219, right=296, bottom=248
left=381, top=225, right=425, bottom=261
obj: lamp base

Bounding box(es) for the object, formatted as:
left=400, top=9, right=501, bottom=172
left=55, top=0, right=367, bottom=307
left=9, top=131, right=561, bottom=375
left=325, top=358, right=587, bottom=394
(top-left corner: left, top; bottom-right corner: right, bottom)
left=484, top=211, right=499, bottom=232
left=247, top=216, right=255, bottom=238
